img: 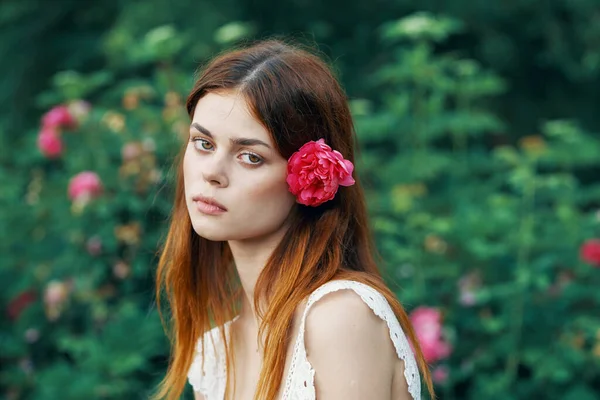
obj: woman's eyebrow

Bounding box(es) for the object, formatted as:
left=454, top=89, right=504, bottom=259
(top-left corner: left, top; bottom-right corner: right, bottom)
left=191, top=122, right=272, bottom=149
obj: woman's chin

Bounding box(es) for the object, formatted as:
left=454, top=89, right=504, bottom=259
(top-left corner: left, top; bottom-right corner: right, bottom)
left=191, top=224, right=229, bottom=242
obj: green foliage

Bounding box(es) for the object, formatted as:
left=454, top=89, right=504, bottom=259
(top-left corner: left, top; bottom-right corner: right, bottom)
left=1, top=69, right=188, bottom=398
left=355, top=13, right=600, bottom=399
left=1, top=1, right=600, bottom=399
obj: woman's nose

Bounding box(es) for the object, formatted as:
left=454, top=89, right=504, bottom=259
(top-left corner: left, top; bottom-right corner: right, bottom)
left=201, top=155, right=229, bottom=188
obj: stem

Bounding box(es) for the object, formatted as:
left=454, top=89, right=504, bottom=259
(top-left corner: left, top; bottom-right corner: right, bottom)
left=504, top=162, right=536, bottom=388
left=159, top=60, right=176, bottom=92
left=452, top=81, right=469, bottom=167
left=411, top=40, right=429, bottom=170
left=410, top=41, right=429, bottom=299
left=414, top=234, right=427, bottom=299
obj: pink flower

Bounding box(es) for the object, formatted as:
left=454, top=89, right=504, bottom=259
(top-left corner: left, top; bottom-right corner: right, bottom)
left=68, top=171, right=103, bottom=202
left=42, top=105, right=76, bottom=129
left=409, top=306, right=452, bottom=364
left=121, top=142, right=143, bottom=162
left=43, top=280, right=72, bottom=321
left=432, top=365, right=449, bottom=384
left=67, top=100, right=91, bottom=124
left=459, top=291, right=476, bottom=306
left=457, top=271, right=481, bottom=307
left=410, top=306, right=442, bottom=329
left=44, top=281, right=68, bottom=306
left=113, top=260, right=131, bottom=279
left=547, top=270, right=574, bottom=297
left=37, top=128, right=63, bottom=158
left=86, top=236, right=103, bottom=256
left=580, top=239, right=600, bottom=267
left=286, top=139, right=355, bottom=207
left=24, top=328, right=40, bottom=343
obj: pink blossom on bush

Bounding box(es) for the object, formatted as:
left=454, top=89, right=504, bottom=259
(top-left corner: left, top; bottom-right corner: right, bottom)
left=113, top=260, right=131, bottom=279
left=44, top=281, right=67, bottom=306
left=410, top=306, right=452, bottom=363
left=67, top=100, right=91, bottom=124
left=86, top=236, right=103, bottom=256
left=19, top=358, right=34, bottom=375
left=24, top=328, right=40, bottom=343
left=548, top=270, right=574, bottom=297
left=459, top=291, right=476, bottom=306
left=43, top=280, right=72, bottom=321
left=121, top=142, right=143, bottom=162
left=42, top=105, right=76, bottom=129
left=68, top=171, right=103, bottom=202
left=410, top=306, right=442, bottom=330
left=432, top=365, right=449, bottom=384
left=580, top=239, right=600, bottom=267
left=458, top=271, right=481, bottom=307
left=37, top=128, right=63, bottom=158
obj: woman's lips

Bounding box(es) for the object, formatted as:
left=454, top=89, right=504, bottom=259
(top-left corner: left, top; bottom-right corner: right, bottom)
left=192, top=195, right=227, bottom=215
left=194, top=199, right=227, bottom=215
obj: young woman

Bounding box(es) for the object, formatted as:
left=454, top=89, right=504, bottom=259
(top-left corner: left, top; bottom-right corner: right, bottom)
left=153, top=39, right=434, bottom=400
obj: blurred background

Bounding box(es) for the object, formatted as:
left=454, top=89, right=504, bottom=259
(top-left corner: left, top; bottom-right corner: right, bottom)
left=1, top=0, right=600, bottom=399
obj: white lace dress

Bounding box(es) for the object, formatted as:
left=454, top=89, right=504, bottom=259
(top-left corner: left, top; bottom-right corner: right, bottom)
left=187, top=280, right=421, bottom=400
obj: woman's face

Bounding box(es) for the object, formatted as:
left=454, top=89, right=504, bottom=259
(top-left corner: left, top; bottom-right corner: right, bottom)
left=183, top=91, right=296, bottom=242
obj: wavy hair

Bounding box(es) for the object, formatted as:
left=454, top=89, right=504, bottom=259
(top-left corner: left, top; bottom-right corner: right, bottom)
left=153, top=38, right=434, bottom=400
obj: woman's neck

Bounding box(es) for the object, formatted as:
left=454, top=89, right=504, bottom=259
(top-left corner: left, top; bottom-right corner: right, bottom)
left=227, top=220, right=291, bottom=326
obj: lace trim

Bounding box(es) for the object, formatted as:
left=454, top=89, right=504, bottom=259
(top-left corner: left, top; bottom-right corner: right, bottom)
left=187, top=317, right=239, bottom=399
left=187, top=281, right=421, bottom=400
left=281, top=280, right=421, bottom=400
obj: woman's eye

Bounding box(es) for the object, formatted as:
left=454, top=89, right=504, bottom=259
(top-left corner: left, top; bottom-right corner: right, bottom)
left=192, top=138, right=213, bottom=151
left=191, top=138, right=263, bottom=166
left=241, top=152, right=263, bottom=165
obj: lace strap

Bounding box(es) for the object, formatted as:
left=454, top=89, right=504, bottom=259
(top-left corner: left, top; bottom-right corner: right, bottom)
left=187, top=318, right=238, bottom=399
left=284, top=280, right=421, bottom=400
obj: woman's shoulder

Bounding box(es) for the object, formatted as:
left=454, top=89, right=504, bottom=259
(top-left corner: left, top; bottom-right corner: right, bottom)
left=303, top=279, right=418, bottom=361
left=304, top=279, right=393, bottom=317
left=295, top=279, right=421, bottom=399
left=303, top=280, right=396, bottom=362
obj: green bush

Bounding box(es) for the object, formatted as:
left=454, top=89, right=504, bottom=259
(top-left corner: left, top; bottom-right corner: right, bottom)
left=1, top=74, right=189, bottom=400
left=355, top=13, right=600, bottom=399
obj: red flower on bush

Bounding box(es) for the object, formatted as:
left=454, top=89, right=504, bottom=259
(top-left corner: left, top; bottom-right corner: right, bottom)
left=68, top=171, right=103, bottom=203
left=580, top=239, right=600, bottom=267
left=7, top=290, right=37, bottom=320
left=409, top=306, right=452, bottom=364
left=37, top=127, right=63, bottom=158
left=42, top=105, right=76, bottom=129
left=286, top=139, right=355, bottom=207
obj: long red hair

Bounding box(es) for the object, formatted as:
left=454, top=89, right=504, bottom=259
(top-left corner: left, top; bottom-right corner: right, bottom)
left=153, top=38, right=434, bottom=400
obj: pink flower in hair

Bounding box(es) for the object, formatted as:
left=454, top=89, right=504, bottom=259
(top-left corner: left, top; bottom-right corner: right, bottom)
left=286, top=139, right=355, bottom=207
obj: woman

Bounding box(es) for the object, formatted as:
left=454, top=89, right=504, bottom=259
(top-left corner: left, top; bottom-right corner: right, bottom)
left=153, top=39, right=434, bottom=400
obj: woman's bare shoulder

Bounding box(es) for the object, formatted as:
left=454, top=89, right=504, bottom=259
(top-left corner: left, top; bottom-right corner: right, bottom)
left=303, top=288, right=398, bottom=399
